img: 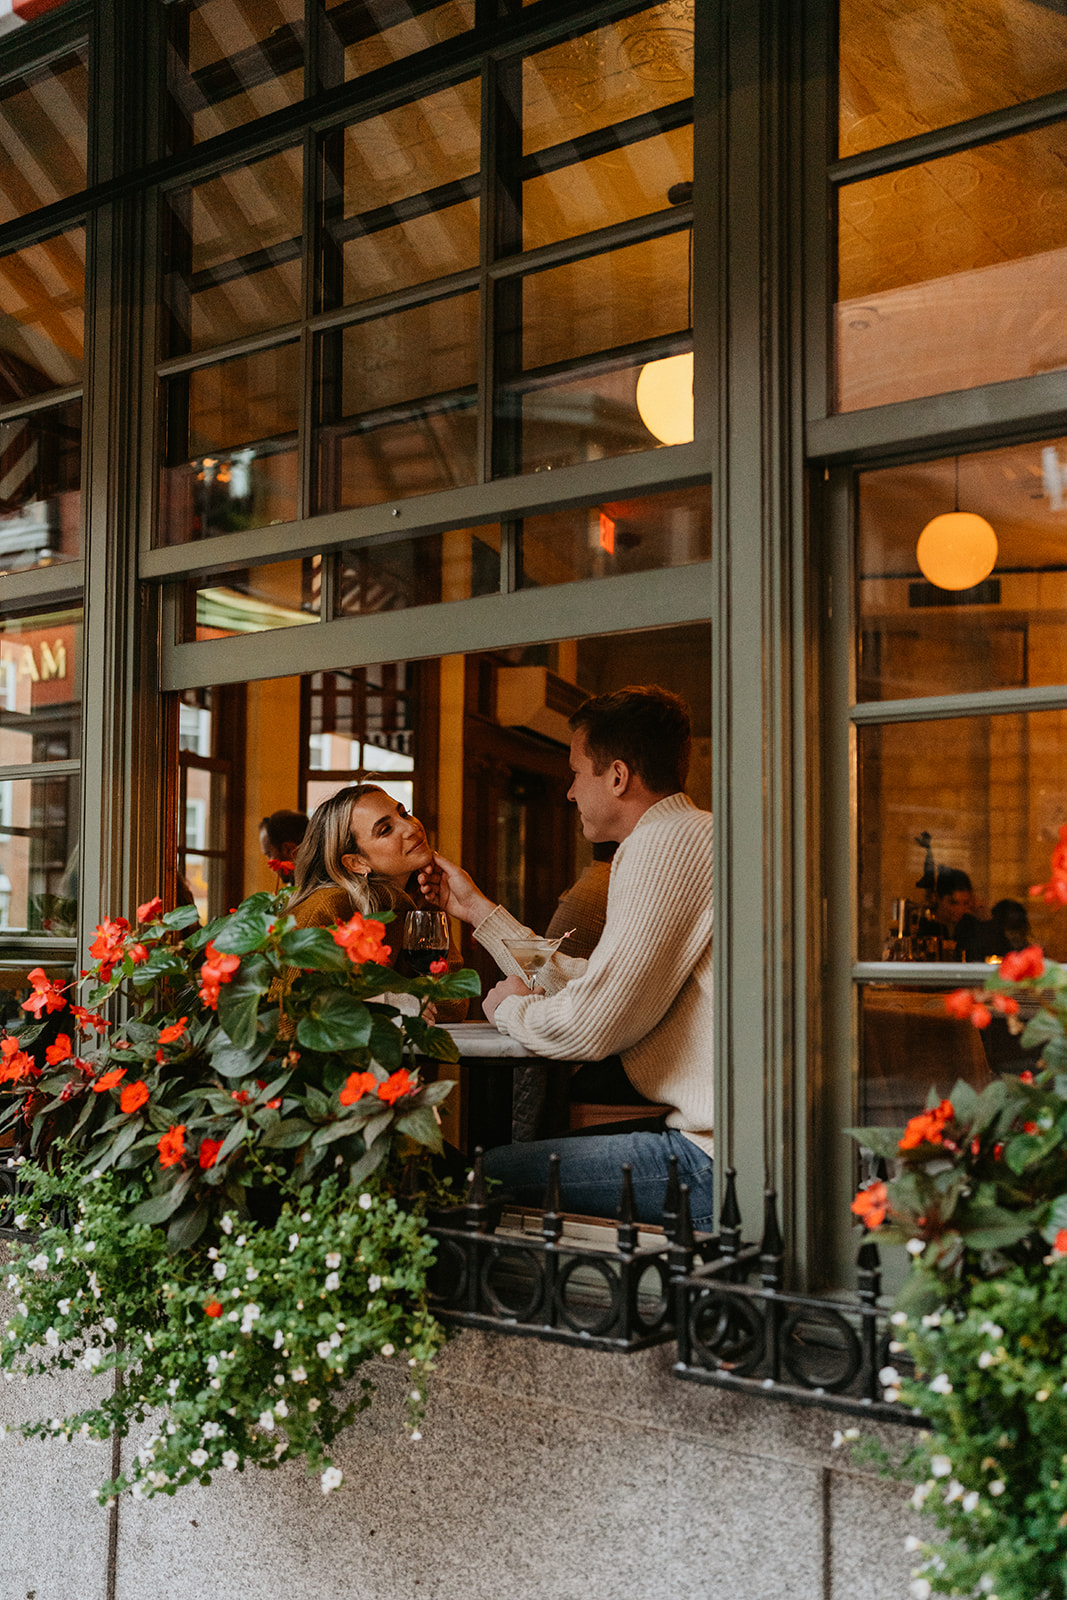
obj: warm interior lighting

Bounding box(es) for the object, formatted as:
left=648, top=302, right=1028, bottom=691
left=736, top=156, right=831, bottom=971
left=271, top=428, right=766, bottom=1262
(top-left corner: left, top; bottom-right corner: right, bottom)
left=636, top=353, right=694, bottom=446
left=916, top=511, right=999, bottom=591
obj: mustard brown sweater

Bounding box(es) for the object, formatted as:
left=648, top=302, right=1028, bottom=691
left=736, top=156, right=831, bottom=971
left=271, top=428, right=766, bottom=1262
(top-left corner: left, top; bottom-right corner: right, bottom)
left=474, top=792, right=714, bottom=1155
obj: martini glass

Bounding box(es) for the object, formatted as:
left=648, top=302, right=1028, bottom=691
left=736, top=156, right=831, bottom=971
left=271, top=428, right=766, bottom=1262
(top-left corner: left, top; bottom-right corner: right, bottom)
left=501, top=930, right=574, bottom=988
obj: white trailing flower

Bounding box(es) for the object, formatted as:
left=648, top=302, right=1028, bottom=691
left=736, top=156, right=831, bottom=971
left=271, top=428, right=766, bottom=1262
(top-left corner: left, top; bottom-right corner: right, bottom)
left=316, top=1340, right=332, bottom=1359
left=13, top=1214, right=29, bottom=1230
left=240, top=1304, right=260, bottom=1334
left=189, top=1449, right=208, bottom=1468
left=207, top=1248, right=218, bottom=1260
left=206, top=1355, right=218, bottom=1374
left=101, top=1316, right=117, bottom=1334
left=82, top=1348, right=103, bottom=1371
left=381, top=1344, right=395, bottom=1358
left=167, top=1378, right=180, bottom=1396
left=978, top=1350, right=996, bottom=1368
left=904, top=1536, right=922, bottom=1553
left=325, top=1252, right=341, bottom=1269
left=212, top=1262, right=227, bottom=1281
left=320, top=1466, right=343, bottom=1494
left=358, top=1194, right=372, bottom=1210
left=222, top=1450, right=239, bottom=1471
left=273, top=1329, right=284, bottom=1349
left=878, top=1365, right=900, bottom=1386
left=989, top=1479, right=1006, bottom=1496
left=245, top=1267, right=258, bottom=1282
left=201, top=1422, right=221, bottom=1440
left=930, top=1455, right=952, bottom=1478
left=307, top=1398, right=320, bottom=1412
left=288, top=1234, right=300, bottom=1252
left=324, top=1272, right=340, bottom=1291
left=944, top=1480, right=964, bottom=1504
left=978, top=1320, right=1003, bottom=1339
left=291, top=1366, right=307, bottom=1382
left=220, top=1215, right=233, bottom=1235
left=410, top=1430, right=422, bottom=1443
left=274, top=1399, right=288, bottom=1419
left=57, top=1298, right=71, bottom=1316
left=44, top=1327, right=60, bottom=1348
left=910, top=1581, right=931, bottom=1599
left=257, top=1410, right=275, bottom=1431
left=368, top=1274, right=382, bottom=1293
left=928, top=1374, right=953, bottom=1395
left=920, top=1312, right=942, bottom=1328
left=905, top=1239, right=926, bottom=1255
left=962, top=1490, right=979, bottom=1513
left=911, top=1482, right=932, bottom=1510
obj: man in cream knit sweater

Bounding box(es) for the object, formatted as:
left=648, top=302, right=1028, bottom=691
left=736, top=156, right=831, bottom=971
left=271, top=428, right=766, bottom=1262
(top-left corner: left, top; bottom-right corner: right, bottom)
left=421, top=685, right=715, bottom=1230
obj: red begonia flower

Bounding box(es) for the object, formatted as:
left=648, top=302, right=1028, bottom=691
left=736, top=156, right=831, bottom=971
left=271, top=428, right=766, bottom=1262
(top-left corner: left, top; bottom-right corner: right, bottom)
left=157, top=1124, right=186, bottom=1167
left=429, top=959, right=448, bottom=975
left=204, top=1299, right=223, bottom=1318
left=999, top=946, right=1045, bottom=982
left=136, top=896, right=163, bottom=923
left=120, top=1080, right=149, bottom=1113
left=198, top=1137, right=223, bottom=1169
left=44, top=1034, right=73, bottom=1066
left=899, top=1099, right=954, bottom=1152
left=92, top=1067, right=127, bottom=1093
left=332, top=913, right=390, bottom=966
left=377, top=1067, right=415, bottom=1106
left=850, top=1180, right=887, bottom=1229
left=158, top=1017, right=188, bottom=1045
left=339, top=1070, right=378, bottom=1106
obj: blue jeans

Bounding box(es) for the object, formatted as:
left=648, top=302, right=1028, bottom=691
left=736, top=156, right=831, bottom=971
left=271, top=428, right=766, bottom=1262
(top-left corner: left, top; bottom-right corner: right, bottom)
left=483, top=1126, right=715, bottom=1232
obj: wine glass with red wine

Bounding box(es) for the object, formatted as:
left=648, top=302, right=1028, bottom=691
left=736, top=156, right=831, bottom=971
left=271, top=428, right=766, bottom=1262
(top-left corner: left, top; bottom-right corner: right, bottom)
left=402, top=908, right=450, bottom=975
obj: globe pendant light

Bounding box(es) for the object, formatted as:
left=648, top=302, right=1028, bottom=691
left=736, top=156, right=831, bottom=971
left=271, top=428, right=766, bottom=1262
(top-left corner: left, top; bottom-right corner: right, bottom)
left=636, top=352, right=694, bottom=445
left=916, top=458, right=998, bottom=591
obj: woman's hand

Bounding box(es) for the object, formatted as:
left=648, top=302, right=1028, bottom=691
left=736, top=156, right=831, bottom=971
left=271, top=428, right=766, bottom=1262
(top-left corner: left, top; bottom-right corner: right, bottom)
left=484, top=974, right=542, bottom=1025
left=417, top=853, right=495, bottom=928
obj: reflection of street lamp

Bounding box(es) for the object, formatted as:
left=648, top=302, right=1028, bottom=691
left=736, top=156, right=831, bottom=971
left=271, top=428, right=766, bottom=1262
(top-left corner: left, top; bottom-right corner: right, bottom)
left=916, top=458, right=998, bottom=591
left=636, top=352, right=693, bottom=445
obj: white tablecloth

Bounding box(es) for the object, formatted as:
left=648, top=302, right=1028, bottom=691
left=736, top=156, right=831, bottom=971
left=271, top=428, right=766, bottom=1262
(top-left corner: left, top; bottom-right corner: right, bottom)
left=442, top=1021, right=555, bottom=1059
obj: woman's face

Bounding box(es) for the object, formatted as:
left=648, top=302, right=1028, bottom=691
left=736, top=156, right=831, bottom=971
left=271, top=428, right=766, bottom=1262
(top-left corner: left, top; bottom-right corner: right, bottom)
left=345, top=791, right=432, bottom=884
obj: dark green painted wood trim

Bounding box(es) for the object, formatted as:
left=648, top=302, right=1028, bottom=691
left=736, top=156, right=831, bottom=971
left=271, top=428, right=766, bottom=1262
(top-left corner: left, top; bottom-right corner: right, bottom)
left=161, top=561, right=714, bottom=691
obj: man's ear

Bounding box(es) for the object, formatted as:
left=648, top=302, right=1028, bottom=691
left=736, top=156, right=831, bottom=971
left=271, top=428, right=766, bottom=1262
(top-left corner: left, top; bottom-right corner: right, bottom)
left=610, top=759, right=632, bottom=795
left=341, top=851, right=369, bottom=878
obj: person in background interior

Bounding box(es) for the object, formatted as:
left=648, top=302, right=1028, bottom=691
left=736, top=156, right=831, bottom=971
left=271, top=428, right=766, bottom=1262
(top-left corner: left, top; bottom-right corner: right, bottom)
left=259, top=809, right=309, bottom=886
left=419, top=685, right=714, bottom=1230
left=932, top=866, right=989, bottom=956
left=287, top=785, right=466, bottom=1023
left=958, top=897, right=1032, bottom=963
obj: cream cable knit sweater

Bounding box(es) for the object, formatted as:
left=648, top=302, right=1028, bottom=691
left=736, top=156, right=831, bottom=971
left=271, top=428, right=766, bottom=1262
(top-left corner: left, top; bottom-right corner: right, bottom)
left=474, top=792, right=714, bottom=1155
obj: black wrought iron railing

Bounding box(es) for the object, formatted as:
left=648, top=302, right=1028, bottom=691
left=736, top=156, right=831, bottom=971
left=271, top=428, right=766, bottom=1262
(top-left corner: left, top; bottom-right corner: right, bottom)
left=426, top=1155, right=924, bottom=1424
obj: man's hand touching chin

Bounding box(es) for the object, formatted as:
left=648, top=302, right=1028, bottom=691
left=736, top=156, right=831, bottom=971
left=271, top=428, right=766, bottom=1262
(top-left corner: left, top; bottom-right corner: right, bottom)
left=483, top=974, right=542, bottom=1025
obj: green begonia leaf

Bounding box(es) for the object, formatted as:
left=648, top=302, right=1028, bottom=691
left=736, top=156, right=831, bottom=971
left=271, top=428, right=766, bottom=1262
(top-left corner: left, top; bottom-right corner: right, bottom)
left=296, top=991, right=373, bottom=1054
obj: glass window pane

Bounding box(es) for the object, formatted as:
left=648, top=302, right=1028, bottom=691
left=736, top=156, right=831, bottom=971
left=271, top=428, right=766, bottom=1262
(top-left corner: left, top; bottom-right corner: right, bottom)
left=163, top=149, right=303, bottom=356
left=840, top=0, right=1067, bottom=159
left=515, top=353, right=692, bottom=475
left=315, top=294, right=479, bottom=511
left=859, top=982, right=1005, bottom=1128
left=321, top=80, right=481, bottom=310
left=858, top=437, right=1067, bottom=701
left=166, top=0, right=304, bottom=148
left=160, top=343, right=300, bottom=545
left=522, top=122, right=693, bottom=252
left=0, top=230, right=85, bottom=401
left=187, top=557, right=320, bottom=640
left=521, top=231, right=689, bottom=371
left=0, top=607, right=81, bottom=765
left=857, top=709, right=1067, bottom=964
left=522, top=7, right=694, bottom=156
left=323, top=0, right=474, bottom=82
left=0, top=771, right=79, bottom=936
left=0, top=398, right=81, bottom=569
left=836, top=122, right=1067, bottom=412
left=337, top=526, right=500, bottom=615
left=0, top=45, right=88, bottom=223
left=519, top=486, right=709, bottom=589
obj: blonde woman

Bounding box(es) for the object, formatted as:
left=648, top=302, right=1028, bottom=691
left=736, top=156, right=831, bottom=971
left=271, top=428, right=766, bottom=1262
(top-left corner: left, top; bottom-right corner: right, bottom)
left=288, top=784, right=468, bottom=1022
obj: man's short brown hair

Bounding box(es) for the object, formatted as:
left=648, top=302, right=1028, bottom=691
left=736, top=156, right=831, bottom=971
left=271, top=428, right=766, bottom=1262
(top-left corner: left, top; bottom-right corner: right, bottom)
left=569, top=685, right=691, bottom=795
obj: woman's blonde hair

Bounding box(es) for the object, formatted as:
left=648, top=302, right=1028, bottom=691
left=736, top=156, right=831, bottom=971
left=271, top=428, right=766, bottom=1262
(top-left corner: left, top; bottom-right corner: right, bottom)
left=288, top=784, right=416, bottom=918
